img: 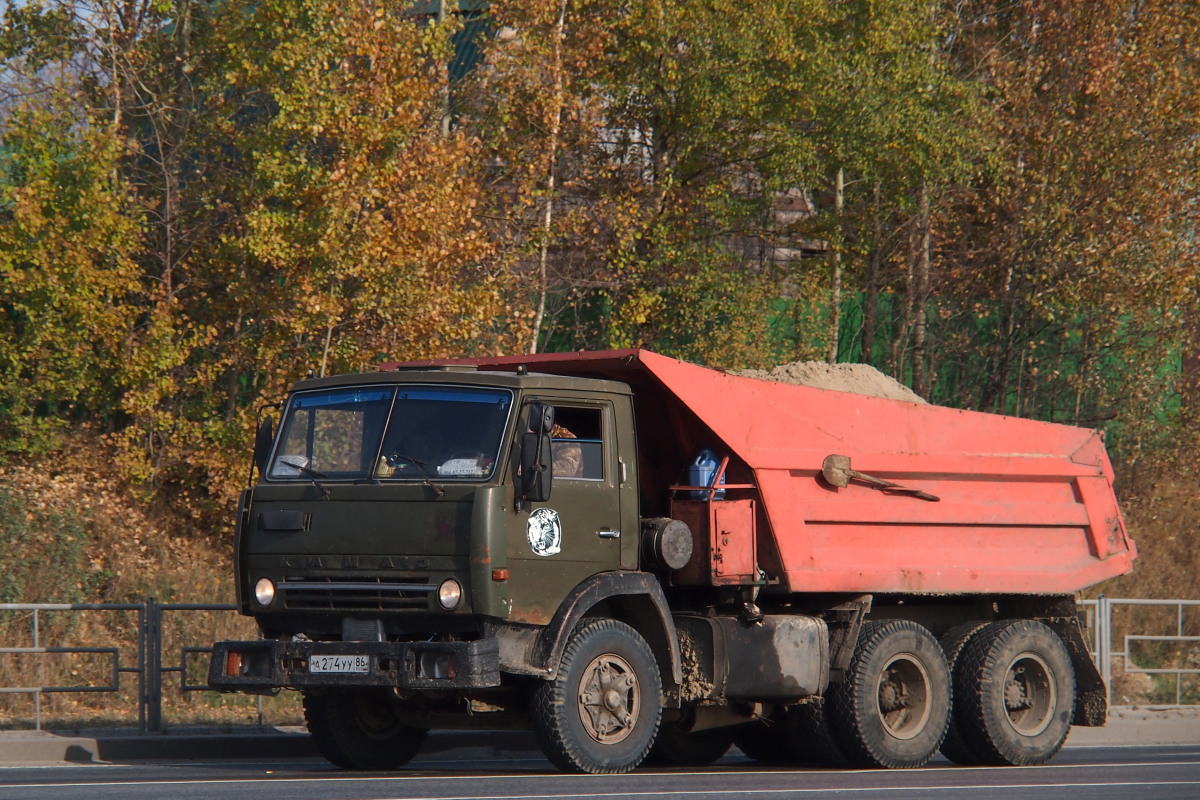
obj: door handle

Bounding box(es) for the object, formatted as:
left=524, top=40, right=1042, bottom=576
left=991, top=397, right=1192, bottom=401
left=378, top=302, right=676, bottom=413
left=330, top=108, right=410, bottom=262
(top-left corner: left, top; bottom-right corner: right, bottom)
left=597, top=529, right=621, bottom=539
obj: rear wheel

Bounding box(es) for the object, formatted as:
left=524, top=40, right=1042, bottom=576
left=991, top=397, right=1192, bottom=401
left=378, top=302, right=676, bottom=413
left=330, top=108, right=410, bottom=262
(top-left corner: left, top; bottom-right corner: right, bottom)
left=939, top=621, right=990, bottom=765
left=829, top=620, right=951, bottom=768
left=651, top=714, right=734, bottom=766
left=303, top=688, right=427, bottom=770
left=955, top=619, right=1075, bottom=766
left=531, top=618, right=662, bottom=774
left=732, top=717, right=793, bottom=764
left=787, top=701, right=851, bottom=767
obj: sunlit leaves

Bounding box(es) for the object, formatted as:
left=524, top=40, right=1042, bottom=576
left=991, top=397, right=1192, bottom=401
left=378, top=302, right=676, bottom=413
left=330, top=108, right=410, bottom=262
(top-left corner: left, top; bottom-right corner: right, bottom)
left=930, top=0, right=1200, bottom=465
left=0, top=103, right=142, bottom=449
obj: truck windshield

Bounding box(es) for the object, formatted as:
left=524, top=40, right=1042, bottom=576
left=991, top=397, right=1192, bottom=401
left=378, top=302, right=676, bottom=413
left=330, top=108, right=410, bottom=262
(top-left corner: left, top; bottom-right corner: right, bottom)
left=268, top=385, right=513, bottom=482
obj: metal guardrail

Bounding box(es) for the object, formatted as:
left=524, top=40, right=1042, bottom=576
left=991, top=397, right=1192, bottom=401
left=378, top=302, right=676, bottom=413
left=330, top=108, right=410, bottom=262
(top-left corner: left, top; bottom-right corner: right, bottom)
left=0, top=600, right=238, bottom=731
left=1, top=596, right=1195, bottom=731
left=1084, top=596, right=1200, bottom=707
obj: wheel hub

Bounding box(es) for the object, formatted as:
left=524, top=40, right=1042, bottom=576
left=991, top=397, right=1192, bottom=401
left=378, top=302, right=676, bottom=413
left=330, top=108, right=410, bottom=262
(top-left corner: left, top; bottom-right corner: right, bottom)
left=1003, top=653, right=1056, bottom=736
left=1005, top=670, right=1029, bottom=710
left=578, top=653, right=640, bottom=744
left=880, top=677, right=905, bottom=712
left=352, top=692, right=402, bottom=739
left=876, top=654, right=932, bottom=741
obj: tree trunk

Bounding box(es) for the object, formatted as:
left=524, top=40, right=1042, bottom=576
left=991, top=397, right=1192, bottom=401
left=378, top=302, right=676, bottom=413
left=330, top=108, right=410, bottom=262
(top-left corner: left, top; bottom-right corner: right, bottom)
left=862, top=182, right=882, bottom=368
left=827, top=168, right=844, bottom=364
left=980, top=245, right=1019, bottom=414
left=320, top=322, right=334, bottom=379
left=912, top=184, right=931, bottom=398
left=529, top=0, right=569, bottom=355
left=438, top=0, right=452, bottom=137
left=893, top=230, right=912, bottom=381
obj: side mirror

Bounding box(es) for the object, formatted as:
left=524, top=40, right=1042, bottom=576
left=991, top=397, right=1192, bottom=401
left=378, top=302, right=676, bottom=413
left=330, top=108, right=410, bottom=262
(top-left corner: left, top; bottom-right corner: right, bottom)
left=254, top=417, right=275, bottom=477
left=530, top=401, right=555, bottom=434
left=520, top=402, right=554, bottom=503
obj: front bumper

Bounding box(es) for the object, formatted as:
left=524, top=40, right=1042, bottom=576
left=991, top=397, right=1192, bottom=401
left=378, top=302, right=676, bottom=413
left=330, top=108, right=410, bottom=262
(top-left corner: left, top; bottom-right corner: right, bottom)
left=208, top=637, right=501, bottom=693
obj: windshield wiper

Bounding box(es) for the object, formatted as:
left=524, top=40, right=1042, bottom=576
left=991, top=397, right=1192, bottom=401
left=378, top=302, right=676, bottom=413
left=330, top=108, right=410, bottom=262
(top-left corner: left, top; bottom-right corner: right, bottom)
left=384, top=452, right=445, bottom=498
left=274, top=455, right=331, bottom=498
left=292, top=462, right=330, bottom=499
left=384, top=453, right=446, bottom=496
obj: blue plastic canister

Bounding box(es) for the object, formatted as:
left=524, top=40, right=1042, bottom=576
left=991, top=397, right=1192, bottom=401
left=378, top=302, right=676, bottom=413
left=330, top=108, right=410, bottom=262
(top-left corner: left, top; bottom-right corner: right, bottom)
left=688, top=448, right=727, bottom=500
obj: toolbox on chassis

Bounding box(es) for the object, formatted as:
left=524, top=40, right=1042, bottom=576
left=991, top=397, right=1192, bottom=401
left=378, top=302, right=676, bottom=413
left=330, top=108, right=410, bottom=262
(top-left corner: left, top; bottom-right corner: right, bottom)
left=209, top=349, right=1136, bottom=774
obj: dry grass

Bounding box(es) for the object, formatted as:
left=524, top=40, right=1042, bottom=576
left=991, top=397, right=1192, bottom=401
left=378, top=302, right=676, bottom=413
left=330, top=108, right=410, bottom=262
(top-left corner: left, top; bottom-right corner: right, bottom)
left=1092, top=479, right=1200, bottom=601
left=0, top=439, right=303, bottom=728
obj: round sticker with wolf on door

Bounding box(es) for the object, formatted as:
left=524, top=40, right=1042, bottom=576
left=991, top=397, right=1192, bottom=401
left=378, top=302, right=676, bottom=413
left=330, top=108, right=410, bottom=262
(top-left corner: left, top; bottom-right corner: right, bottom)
left=527, top=507, right=562, bottom=557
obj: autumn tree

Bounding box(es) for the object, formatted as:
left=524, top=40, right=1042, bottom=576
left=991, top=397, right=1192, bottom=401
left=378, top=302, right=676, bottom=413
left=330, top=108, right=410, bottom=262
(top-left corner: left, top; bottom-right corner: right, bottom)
left=470, top=1, right=991, bottom=371
left=0, top=2, right=151, bottom=449
left=798, top=0, right=991, bottom=387
left=933, top=0, right=1200, bottom=466
left=2, top=0, right=528, bottom=504
left=0, top=103, right=144, bottom=448
left=122, top=0, right=528, bottom=501
left=464, top=0, right=614, bottom=354
left=588, top=0, right=831, bottom=368
left=3, top=0, right=1197, bottom=511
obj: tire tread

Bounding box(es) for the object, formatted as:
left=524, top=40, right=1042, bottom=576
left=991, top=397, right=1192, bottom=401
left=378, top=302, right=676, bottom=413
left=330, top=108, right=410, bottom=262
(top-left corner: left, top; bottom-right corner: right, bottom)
left=828, top=619, right=950, bottom=769
left=955, top=619, right=1074, bottom=766
left=939, top=621, right=990, bottom=765
left=531, top=618, right=661, bottom=774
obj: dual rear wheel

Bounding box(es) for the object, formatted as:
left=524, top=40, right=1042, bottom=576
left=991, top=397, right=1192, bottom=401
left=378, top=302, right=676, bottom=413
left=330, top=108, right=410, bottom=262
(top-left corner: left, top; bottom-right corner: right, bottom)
left=827, top=620, right=952, bottom=768
left=735, top=620, right=950, bottom=769
left=734, top=618, right=1076, bottom=770
left=943, top=619, right=1076, bottom=766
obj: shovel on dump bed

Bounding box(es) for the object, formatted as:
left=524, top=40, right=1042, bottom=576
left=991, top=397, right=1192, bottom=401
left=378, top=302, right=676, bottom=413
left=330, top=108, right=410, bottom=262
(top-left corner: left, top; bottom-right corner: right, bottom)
left=821, top=454, right=940, bottom=502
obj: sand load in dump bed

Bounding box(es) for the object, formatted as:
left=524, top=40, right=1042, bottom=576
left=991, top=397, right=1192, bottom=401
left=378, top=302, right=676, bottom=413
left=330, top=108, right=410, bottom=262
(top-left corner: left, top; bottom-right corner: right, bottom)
left=386, top=349, right=1137, bottom=597
left=737, top=361, right=927, bottom=404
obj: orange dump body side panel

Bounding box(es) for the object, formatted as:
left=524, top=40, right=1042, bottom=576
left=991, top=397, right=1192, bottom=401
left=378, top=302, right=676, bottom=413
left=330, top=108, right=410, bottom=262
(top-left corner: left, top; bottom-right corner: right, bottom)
left=385, top=349, right=1137, bottom=596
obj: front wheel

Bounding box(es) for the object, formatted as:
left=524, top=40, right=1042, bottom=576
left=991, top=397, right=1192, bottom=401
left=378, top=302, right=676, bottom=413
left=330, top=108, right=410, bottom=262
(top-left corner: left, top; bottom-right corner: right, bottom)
left=828, top=620, right=951, bottom=769
left=954, top=619, right=1075, bottom=766
left=532, top=618, right=662, bottom=774
left=303, top=688, right=427, bottom=770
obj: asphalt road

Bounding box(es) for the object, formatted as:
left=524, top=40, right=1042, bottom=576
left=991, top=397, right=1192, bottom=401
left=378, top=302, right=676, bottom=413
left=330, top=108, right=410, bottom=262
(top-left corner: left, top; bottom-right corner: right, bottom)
left=1, top=745, right=1197, bottom=800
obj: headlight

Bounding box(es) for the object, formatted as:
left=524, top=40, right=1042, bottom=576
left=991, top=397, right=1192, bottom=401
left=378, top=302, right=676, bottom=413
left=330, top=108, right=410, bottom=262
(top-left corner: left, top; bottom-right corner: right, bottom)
left=437, top=578, right=462, bottom=610
left=254, top=577, right=276, bottom=607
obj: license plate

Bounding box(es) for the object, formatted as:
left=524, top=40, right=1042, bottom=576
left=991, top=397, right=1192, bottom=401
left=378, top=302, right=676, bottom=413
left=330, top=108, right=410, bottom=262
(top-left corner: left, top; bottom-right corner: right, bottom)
left=309, top=654, right=370, bottom=674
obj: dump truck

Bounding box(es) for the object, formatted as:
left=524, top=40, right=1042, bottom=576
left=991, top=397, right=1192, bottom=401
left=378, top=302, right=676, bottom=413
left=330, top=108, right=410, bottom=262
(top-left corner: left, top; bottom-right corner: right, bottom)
left=209, top=349, right=1137, bottom=773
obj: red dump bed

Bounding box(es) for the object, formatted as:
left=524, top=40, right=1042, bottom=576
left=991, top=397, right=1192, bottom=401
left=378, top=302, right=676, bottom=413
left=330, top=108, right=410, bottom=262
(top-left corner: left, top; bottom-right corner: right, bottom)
left=388, top=349, right=1137, bottom=596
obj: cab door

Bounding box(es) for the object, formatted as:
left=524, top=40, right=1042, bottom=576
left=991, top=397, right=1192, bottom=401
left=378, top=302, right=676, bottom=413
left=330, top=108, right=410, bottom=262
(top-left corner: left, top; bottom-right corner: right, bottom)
left=504, top=397, right=623, bottom=624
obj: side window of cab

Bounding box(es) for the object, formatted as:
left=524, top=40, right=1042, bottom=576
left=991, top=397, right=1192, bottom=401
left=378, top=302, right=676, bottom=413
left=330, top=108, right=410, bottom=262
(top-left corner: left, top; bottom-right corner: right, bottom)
left=550, top=406, right=603, bottom=481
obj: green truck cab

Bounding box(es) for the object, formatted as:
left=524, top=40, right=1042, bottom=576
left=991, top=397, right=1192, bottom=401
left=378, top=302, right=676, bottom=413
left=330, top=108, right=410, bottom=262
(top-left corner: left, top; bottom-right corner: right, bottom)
left=210, top=366, right=698, bottom=773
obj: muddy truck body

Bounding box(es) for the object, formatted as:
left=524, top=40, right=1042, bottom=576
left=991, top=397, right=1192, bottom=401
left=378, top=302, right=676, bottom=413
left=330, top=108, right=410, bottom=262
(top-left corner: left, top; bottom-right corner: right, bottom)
left=209, top=349, right=1137, bottom=773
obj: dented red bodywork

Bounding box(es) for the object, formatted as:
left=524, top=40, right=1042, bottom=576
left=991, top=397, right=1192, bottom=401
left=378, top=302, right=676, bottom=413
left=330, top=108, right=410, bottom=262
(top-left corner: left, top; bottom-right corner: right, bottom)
left=385, top=349, right=1137, bottom=596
